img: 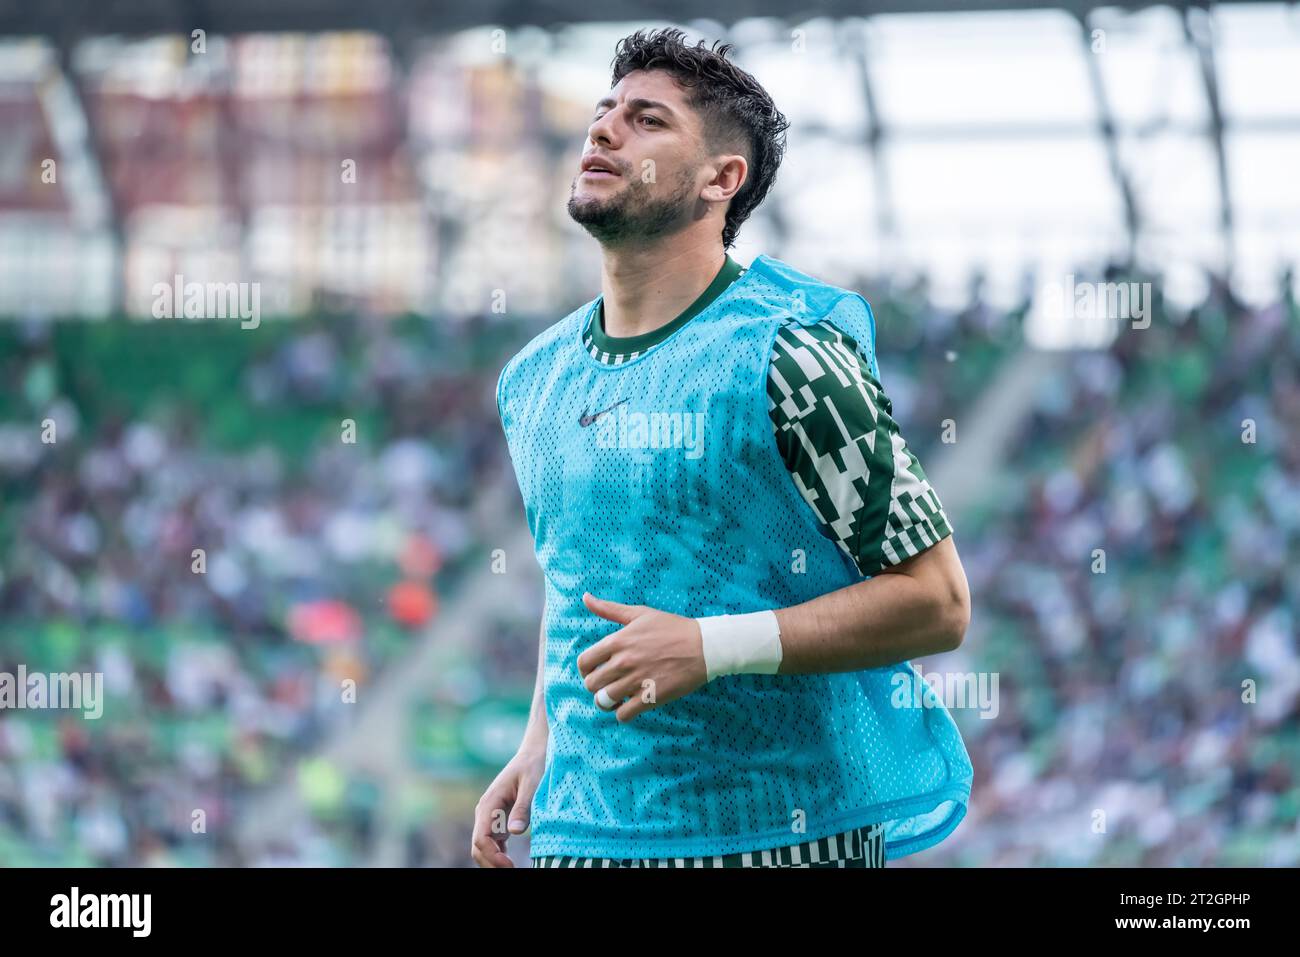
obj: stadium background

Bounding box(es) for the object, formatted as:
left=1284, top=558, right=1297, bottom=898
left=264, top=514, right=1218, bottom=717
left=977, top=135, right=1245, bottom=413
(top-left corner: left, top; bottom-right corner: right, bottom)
left=0, top=0, right=1297, bottom=866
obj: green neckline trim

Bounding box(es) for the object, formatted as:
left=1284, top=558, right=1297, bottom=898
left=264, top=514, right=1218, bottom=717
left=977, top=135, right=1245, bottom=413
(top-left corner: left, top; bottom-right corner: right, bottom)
left=587, top=254, right=745, bottom=356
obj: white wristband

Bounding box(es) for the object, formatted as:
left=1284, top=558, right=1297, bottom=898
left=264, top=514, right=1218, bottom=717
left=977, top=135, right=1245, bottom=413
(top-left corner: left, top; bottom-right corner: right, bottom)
left=696, top=610, right=783, bottom=681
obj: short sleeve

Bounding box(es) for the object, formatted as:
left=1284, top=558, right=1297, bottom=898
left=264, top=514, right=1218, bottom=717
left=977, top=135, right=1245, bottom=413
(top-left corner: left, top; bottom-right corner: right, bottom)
left=767, top=319, right=953, bottom=576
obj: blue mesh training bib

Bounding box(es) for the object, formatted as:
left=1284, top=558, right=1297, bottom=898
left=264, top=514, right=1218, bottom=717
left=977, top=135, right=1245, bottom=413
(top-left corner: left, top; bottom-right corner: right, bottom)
left=496, top=253, right=973, bottom=860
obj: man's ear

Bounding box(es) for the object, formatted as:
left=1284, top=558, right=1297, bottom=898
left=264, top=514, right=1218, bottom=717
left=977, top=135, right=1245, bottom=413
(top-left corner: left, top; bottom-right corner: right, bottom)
left=700, top=153, right=748, bottom=204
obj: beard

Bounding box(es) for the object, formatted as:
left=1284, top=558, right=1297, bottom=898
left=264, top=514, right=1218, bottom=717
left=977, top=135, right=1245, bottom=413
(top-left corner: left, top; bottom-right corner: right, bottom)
left=566, top=164, right=698, bottom=246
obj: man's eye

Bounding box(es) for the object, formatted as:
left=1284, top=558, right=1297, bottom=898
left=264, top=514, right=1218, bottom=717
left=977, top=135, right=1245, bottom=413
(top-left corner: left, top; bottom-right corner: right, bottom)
left=590, top=112, right=661, bottom=127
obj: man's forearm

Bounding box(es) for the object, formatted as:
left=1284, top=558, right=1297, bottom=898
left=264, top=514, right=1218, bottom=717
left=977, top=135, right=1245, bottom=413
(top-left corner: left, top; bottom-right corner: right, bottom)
left=520, top=604, right=549, bottom=753
left=575, top=538, right=969, bottom=722
left=772, top=536, right=970, bottom=675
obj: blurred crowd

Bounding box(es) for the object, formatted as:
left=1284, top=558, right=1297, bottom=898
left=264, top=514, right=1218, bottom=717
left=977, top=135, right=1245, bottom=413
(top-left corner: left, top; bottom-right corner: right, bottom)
left=0, top=311, right=513, bottom=864
left=923, top=271, right=1300, bottom=866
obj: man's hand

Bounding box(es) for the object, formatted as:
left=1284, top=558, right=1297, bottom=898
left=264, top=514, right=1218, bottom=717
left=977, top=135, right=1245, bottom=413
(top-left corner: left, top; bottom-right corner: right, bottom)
left=577, top=593, right=708, bottom=722
left=470, top=744, right=546, bottom=867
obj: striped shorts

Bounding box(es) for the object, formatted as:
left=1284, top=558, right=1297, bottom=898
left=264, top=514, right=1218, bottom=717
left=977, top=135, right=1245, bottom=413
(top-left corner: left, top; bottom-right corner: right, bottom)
left=533, top=822, right=886, bottom=868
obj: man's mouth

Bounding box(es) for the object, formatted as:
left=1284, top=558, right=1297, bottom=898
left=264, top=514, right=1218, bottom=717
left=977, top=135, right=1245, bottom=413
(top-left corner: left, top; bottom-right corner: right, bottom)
left=581, top=169, right=619, bottom=179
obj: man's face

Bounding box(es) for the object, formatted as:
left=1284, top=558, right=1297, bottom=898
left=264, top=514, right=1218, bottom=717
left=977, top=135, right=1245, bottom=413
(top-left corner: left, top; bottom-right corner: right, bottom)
left=567, top=69, right=710, bottom=246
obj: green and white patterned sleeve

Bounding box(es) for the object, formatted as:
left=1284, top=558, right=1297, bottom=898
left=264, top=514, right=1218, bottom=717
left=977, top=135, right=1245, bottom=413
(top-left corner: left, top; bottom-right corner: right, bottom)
left=767, top=318, right=953, bottom=576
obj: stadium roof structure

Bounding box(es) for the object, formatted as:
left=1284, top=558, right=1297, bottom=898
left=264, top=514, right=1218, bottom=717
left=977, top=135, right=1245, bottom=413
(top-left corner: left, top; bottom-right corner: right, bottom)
left=0, top=0, right=1266, bottom=37
left=0, top=0, right=1296, bottom=317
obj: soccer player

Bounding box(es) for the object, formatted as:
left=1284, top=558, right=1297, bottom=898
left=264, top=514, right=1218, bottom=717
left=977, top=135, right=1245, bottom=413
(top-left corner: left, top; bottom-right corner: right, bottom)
left=474, top=27, right=973, bottom=869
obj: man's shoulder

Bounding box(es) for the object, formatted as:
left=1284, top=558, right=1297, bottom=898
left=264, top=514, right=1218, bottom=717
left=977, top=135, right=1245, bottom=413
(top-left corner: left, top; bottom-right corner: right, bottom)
left=745, top=255, right=878, bottom=372
left=745, top=254, right=873, bottom=322
left=498, top=300, right=593, bottom=386
left=747, top=256, right=879, bottom=379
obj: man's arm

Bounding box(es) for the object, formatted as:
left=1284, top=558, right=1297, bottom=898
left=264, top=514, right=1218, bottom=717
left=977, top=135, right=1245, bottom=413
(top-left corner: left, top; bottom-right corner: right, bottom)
left=577, top=314, right=969, bottom=720
left=764, top=314, right=969, bottom=668
left=470, top=597, right=548, bottom=865
left=578, top=544, right=968, bottom=721
left=520, top=597, right=548, bottom=754
left=772, top=533, right=969, bottom=672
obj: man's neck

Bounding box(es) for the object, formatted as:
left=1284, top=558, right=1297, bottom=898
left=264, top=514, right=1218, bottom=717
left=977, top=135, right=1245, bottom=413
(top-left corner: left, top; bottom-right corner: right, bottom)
left=599, top=235, right=728, bottom=339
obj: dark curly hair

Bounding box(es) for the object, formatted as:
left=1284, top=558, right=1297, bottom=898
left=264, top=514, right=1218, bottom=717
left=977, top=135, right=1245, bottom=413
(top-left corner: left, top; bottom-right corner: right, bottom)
left=610, top=27, right=790, bottom=250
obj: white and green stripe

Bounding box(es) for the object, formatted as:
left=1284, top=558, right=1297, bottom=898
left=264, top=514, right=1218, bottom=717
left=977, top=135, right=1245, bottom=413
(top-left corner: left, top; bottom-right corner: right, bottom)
left=533, top=822, right=886, bottom=868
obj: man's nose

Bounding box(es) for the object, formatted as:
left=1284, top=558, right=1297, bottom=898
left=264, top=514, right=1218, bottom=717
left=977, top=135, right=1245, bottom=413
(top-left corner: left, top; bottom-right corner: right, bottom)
left=588, top=107, right=620, bottom=148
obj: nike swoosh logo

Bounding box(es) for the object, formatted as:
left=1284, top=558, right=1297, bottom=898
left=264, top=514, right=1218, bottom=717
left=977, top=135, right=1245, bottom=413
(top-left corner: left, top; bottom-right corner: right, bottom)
left=579, top=398, right=629, bottom=427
